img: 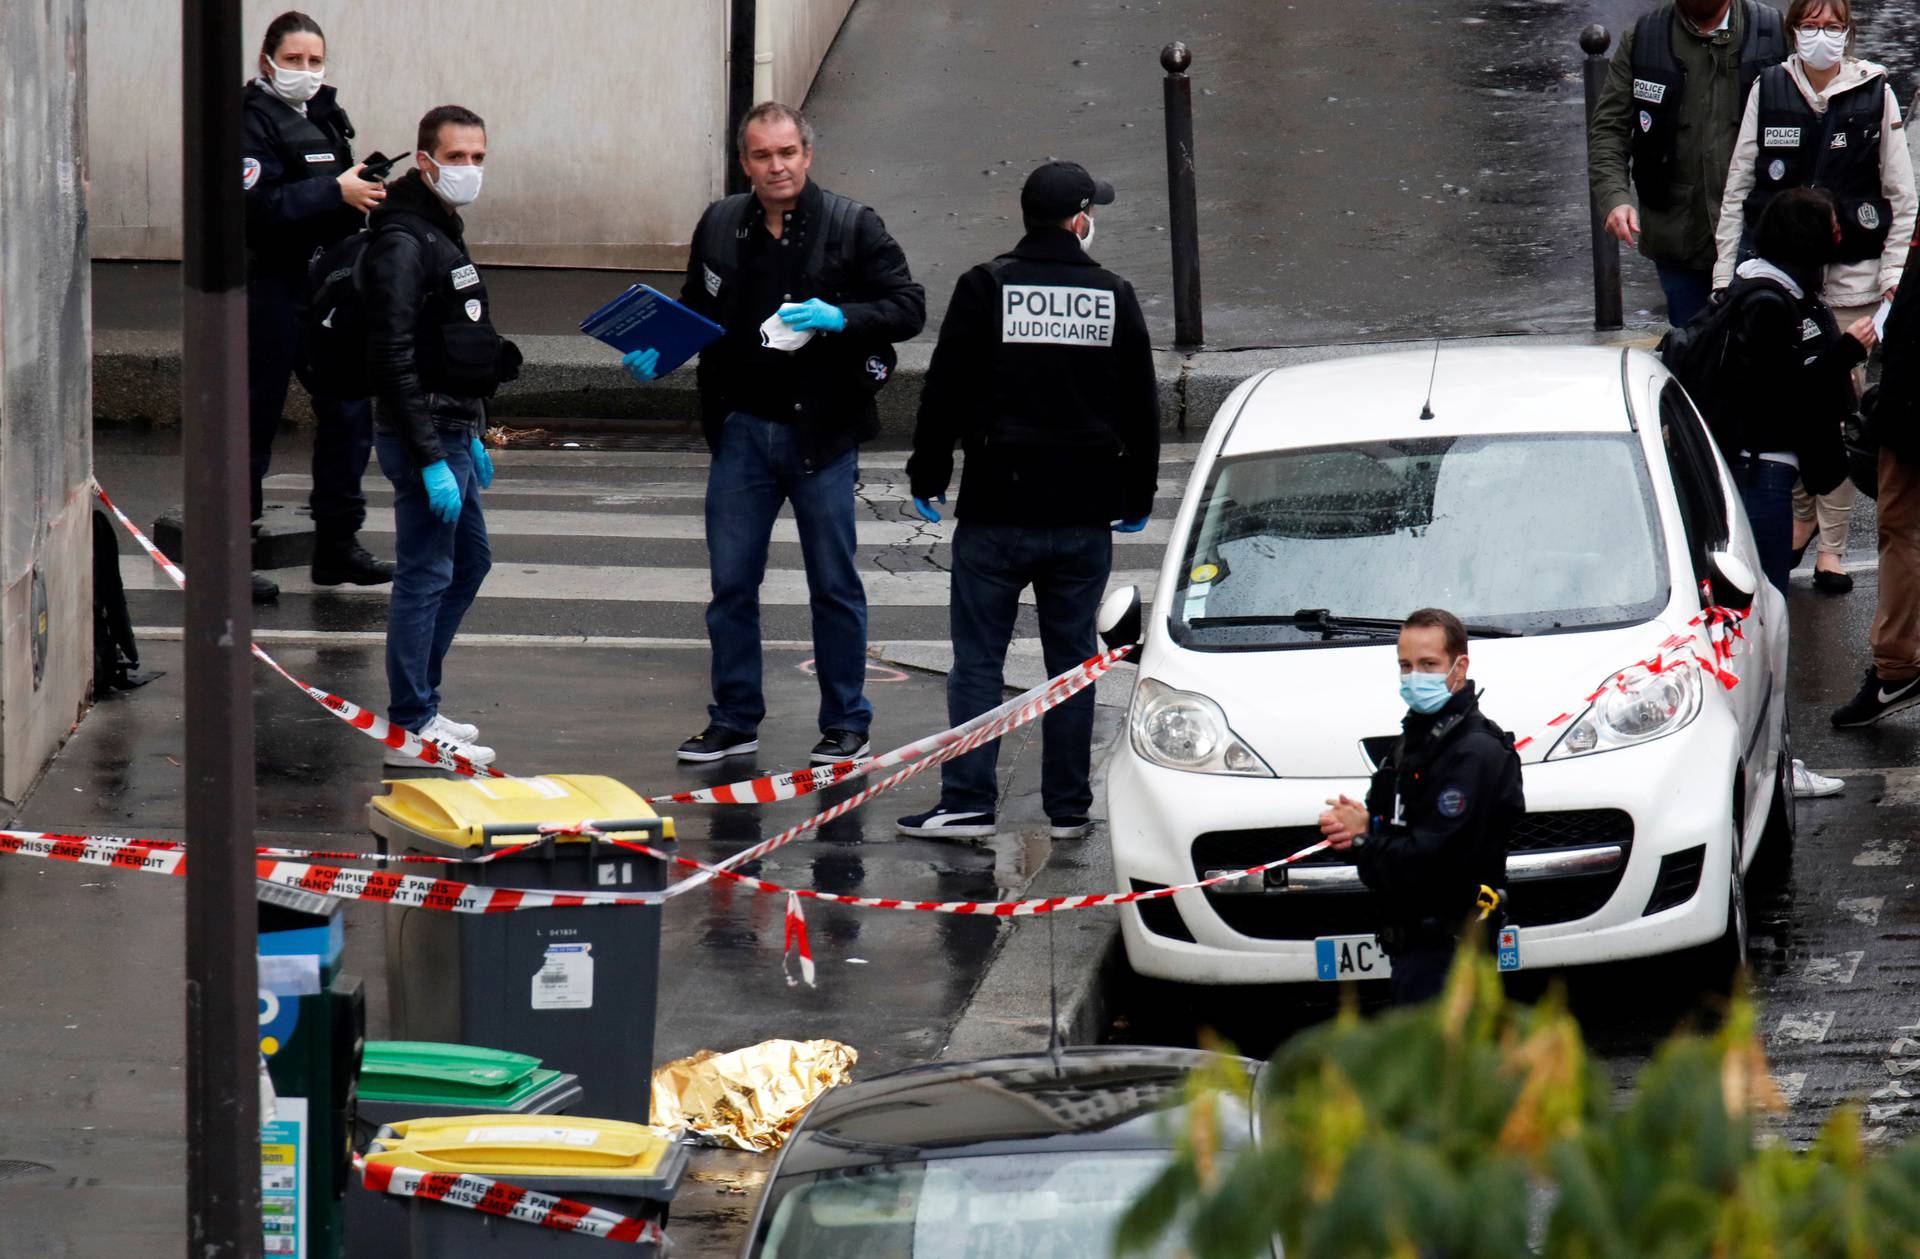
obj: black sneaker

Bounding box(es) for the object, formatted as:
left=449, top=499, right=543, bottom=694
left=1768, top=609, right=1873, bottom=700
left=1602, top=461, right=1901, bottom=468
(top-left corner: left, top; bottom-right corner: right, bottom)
left=251, top=572, right=279, bottom=604
left=1832, top=669, right=1920, bottom=727
left=810, top=729, right=872, bottom=764
left=312, top=539, right=396, bottom=586
left=1049, top=815, right=1095, bottom=840
left=896, top=808, right=997, bottom=838
left=677, top=724, right=759, bottom=763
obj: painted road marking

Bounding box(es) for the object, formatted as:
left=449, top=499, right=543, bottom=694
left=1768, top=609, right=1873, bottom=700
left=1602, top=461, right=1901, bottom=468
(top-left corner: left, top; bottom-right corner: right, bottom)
left=1837, top=895, right=1885, bottom=926
left=1853, top=834, right=1910, bottom=867
left=1803, top=952, right=1866, bottom=985
left=1773, top=1071, right=1808, bottom=1106
left=336, top=506, right=1177, bottom=546
left=1774, top=1012, right=1836, bottom=1044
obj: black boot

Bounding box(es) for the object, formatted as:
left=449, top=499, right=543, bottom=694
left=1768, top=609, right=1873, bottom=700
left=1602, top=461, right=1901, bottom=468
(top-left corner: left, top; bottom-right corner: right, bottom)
left=251, top=573, right=279, bottom=604
left=311, top=535, right=396, bottom=586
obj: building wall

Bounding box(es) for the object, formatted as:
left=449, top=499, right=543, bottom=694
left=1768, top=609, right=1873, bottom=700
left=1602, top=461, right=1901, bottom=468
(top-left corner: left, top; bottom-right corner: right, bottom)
left=766, top=0, right=857, bottom=110
left=87, top=1, right=731, bottom=268
left=1, top=0, right=95, bottom=801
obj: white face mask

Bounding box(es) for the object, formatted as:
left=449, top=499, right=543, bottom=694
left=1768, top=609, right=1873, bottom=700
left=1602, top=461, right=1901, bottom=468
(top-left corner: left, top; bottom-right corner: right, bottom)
left=1796, top=27, right=1847, bottom=71
left=264, top=59, right=324, bottom=104
left=423, top=156, right=484, bottom=208
left=1076, top=212, right=1097, bottom=251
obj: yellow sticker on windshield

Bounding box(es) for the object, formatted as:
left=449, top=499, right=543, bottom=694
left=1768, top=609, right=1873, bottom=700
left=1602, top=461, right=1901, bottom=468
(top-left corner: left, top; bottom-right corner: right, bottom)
left=1190, top=563, right=1219, bottom=584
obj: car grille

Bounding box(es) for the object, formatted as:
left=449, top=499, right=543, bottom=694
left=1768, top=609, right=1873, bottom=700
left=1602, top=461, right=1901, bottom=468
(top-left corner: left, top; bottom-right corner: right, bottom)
left=1189, top=808, right=1635, bottom=941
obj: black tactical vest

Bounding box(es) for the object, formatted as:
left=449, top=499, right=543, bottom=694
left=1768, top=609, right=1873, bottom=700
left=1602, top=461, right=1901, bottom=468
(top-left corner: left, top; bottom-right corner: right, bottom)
left=242, top=82, right=359, bottom=277
left=1740, top=65, right=1893, bottom=264
left=1629, top=1, right=1787, bottom=211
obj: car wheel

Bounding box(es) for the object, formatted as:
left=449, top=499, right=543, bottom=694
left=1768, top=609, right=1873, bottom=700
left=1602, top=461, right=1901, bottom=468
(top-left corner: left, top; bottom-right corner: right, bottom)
left=1753, top=710, right=1795, bottom=885
left=1683, top=812, right=1749, bottom=995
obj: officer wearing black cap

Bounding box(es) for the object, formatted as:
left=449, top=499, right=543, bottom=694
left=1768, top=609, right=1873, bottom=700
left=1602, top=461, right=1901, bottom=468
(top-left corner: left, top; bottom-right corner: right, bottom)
left=897, top=161, right=1160, bottom=842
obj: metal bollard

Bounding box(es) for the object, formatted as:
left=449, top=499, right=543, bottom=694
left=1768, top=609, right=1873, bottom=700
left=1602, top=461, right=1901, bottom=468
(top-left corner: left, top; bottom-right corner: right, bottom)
left=1581, top=24, right=1625, bottom=331
left=1161, top=42, right=1205, bottom=347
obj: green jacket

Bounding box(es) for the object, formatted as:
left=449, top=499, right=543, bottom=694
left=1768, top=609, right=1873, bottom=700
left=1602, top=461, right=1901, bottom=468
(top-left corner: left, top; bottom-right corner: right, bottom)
left=1587, top=4, right=1767, bottom=270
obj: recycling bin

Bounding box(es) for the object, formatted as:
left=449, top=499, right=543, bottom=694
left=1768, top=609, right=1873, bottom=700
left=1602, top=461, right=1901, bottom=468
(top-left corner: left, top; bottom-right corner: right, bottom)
left=259, top=897, right=365, bottom=1259
left=362, top=1114, right=686, bottom=1256
left=369, top=774, right=671, bottom=1125
left=348, top=1041, right=585, bottom=1259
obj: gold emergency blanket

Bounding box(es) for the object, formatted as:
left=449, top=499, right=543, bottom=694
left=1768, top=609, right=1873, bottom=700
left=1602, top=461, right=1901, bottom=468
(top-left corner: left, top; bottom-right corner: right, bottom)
left=649, top=1038, right=857, bottom=1152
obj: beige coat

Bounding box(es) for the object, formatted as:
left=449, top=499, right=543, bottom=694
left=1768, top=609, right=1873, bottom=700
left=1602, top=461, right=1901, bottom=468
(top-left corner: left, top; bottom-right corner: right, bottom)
left=1713, top=56, right=1917, bottom=307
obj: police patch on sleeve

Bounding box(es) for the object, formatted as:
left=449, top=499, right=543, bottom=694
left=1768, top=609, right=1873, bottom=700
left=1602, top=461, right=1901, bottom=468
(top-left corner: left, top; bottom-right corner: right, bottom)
left=1436, top=787, right=1468, bottom=819
left=464, top=298, right=483, bottom=322
left=864, top=355, right=890, bottom=383
left=1639, top=110, right=1653, bottom=133
left=450, top=264, right=479, bottom=291
left=704, top=264, right=722, bottom=297
left=1002, top=285, right=1116, bottom=346
left=242, top=157, right=261, bottom=190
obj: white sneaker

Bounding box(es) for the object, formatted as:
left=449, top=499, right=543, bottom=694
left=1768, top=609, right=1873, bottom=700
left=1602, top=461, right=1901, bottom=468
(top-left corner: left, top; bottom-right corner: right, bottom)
left=384, top=727, right=496, bottom=770
left=1791, top=759, right=1844, bottom=799
left=424, top=713, right=481, bottom=744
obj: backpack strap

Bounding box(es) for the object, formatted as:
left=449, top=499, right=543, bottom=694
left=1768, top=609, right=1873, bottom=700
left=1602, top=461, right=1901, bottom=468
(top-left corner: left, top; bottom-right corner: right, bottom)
left=804, top=190, right=862, bottom=282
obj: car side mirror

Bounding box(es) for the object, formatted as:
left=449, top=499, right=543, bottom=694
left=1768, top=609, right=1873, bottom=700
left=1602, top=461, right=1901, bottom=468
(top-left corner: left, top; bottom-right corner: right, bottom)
left=1708, top=550, right=1757, bottom=612
left=1098, top=585, right=1143, bottom=651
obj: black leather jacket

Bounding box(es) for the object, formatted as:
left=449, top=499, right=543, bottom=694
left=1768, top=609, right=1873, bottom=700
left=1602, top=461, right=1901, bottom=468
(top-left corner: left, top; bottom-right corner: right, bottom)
left=242, top=81, right=363, bottom=282
left=363, top=171, right=519, bottom=468
left=680, top=179, right=924, bottom=461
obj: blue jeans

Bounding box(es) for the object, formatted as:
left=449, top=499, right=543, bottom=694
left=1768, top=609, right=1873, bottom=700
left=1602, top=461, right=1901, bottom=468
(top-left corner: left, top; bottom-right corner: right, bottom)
left=376, top=429, right=491, bottom=731
left=1729, top=456, right=1798, bottom=594
left=705, top=413, right=870, bottom=734
left=941, top=522, right=1113, bottom=818
left=1656, top=263, right=1714, bottom=330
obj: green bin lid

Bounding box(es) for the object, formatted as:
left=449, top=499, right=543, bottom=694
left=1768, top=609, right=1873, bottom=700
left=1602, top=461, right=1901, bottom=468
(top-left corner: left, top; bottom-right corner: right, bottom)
left=360, top=1041, right=562, bottom=1107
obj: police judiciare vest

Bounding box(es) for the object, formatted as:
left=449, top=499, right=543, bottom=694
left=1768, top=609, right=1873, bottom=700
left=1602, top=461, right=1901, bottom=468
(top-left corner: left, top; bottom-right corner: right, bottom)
left=1628, top=1, right=1788, bottom=211
left=1740, top=64, right=1895, bottom=263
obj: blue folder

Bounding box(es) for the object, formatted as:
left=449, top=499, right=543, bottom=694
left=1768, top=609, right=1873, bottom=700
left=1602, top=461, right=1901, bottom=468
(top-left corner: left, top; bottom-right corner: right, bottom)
left=580, top=284, right=725, bottom=375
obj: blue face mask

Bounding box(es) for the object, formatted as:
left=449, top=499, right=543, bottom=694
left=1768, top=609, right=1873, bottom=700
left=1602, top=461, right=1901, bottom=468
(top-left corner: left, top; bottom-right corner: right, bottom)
left=1399, top=663, right=1457, bottom=715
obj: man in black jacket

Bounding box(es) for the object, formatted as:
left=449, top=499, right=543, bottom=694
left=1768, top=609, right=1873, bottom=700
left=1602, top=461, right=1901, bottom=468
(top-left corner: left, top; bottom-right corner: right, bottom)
left=363, top=105, right=519, bottom=768
left=1320, top=609, right=1524, bottom=1005
left=894, top=162, right=1159, bottom=841
left=626, top=101, right=924, bottom=766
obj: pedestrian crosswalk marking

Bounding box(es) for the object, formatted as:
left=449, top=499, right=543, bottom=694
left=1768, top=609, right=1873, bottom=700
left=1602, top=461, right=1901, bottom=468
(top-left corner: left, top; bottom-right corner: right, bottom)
left=340, top=506, right=1176, bottom=545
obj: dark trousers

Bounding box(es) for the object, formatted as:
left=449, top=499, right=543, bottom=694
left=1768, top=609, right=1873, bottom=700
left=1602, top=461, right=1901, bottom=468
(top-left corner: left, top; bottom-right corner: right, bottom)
left=1388, top=945, right=1454, bottom=1007
left=704, top=412, right=871, bottom=735
left=375, top=429, right=491, bottom=732
left=1655, top=263, right=1714, bottom=330
left=1729, top=456, right=1798, bottom=594
left=247, top=272, right=372, bottom=540
left=940, top=522, right=1113, bottom=818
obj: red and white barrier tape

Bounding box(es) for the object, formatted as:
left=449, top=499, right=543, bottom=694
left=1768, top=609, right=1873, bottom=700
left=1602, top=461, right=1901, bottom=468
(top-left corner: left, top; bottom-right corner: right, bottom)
left=95, top=486, right=505, bottom=780
left=358, top=1158, right=666, bottom=1247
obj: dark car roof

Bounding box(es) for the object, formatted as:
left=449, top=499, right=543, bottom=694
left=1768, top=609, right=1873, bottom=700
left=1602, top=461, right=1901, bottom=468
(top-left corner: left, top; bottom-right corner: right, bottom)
left=770, top=1046, right=1252, bottom=1178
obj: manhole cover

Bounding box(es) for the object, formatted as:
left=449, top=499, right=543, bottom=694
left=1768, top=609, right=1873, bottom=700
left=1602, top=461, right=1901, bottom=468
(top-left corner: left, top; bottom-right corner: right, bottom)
left=0, top=1159, right=52, bottom=1182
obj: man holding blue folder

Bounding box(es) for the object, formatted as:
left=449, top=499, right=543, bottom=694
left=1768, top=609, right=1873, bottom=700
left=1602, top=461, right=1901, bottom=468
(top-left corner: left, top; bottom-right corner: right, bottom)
left=624, top=101, right=924, bottom=766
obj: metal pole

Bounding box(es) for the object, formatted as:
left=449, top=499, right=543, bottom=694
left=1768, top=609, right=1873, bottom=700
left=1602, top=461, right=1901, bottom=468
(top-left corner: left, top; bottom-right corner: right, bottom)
left=726, top=0, right=757, bottom=196
left=1581, top=24, right=1624, bottom=331
left=182, top=0, right=261, bottom=1254
left=1161, top=42, right=1204, bottom=348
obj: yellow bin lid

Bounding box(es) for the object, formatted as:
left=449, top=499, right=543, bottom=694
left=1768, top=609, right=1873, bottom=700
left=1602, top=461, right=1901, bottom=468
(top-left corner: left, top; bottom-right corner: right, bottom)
left=365, top=1113, right=677, bottom=1181
left=368, top=773, right=674, bottom=852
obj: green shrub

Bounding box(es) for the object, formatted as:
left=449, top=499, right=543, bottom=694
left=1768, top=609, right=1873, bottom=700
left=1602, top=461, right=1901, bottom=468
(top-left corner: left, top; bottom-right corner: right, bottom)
left=1118, top=955, right=1920, bottom=1259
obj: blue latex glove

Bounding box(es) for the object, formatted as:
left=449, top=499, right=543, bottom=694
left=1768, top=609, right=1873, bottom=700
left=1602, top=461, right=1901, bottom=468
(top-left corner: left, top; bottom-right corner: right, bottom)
left=470, top=437, right=495, bottom=490
left=622, top=347, right=661, bottom=382
left=1113, top=516, right=1149, bottom=534
left=778, top=299, right=846, bottom=334
left=422, top=459, right=462, bottom=524
left=912, top=493, right=945, bottom=524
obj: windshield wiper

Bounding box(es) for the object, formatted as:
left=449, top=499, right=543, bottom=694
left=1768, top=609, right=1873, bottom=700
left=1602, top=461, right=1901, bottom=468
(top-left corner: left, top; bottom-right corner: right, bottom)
left=1188, top=609, right=1521, bottom=640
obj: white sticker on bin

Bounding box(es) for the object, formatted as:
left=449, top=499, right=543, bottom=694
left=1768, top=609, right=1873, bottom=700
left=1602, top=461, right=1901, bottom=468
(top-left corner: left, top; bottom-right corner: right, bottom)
left=532, top=942, right=594, bottom=1010
left=527, top=777, right=571, bottom=800
left=463, top=1125, right=600, bottom=1147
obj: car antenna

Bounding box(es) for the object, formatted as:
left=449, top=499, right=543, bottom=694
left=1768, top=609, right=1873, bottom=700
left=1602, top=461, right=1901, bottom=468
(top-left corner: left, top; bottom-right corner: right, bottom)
left=1419, top=339, right=1440, bottom=421
left=1047, top=911, right=1065, bottom=1073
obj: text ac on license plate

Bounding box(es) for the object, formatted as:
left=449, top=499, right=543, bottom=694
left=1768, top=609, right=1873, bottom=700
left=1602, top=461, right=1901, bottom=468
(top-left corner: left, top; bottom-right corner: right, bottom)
left=1314, top=934, right=1391, bottom=981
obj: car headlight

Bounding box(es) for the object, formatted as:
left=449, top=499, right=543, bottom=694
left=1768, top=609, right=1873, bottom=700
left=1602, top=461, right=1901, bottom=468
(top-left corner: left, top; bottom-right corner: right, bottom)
left=1547, top=662, right=1703, bottom=759
left=1129, top=677, right=1274, bottom=776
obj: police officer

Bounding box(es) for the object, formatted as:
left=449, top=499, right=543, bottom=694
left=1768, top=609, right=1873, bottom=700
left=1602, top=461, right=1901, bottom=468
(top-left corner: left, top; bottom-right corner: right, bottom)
left=1588, top=0, right=1788, bottom=328
left=1319, top=609, right=1524, bottom=1006
left=242, top=10, right=394, bottom=602
left=363, top=105, right=521, bottom=768
left=894, top=161, right=1160, bottom=841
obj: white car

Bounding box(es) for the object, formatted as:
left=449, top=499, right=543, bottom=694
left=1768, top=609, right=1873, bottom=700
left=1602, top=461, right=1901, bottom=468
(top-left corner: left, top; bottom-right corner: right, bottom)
left=1105, top=346, right=1791, bottom=986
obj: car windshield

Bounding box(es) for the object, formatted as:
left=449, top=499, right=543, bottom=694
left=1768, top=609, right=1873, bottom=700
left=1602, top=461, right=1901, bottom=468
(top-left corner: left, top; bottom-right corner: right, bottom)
left=756, top=1151, right=1182, bottom=1259
left=1171, top=433, right=1668, bottom=648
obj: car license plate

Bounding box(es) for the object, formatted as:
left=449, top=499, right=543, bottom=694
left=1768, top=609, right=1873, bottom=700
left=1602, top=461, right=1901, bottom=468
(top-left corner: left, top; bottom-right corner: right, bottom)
left=1314, top=934, right=1391, bottom=981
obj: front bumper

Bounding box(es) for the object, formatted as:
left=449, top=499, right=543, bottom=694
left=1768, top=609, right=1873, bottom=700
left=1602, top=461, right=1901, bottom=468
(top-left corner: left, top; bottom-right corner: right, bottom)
left=1107, top=718, right=1739, bottom=985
